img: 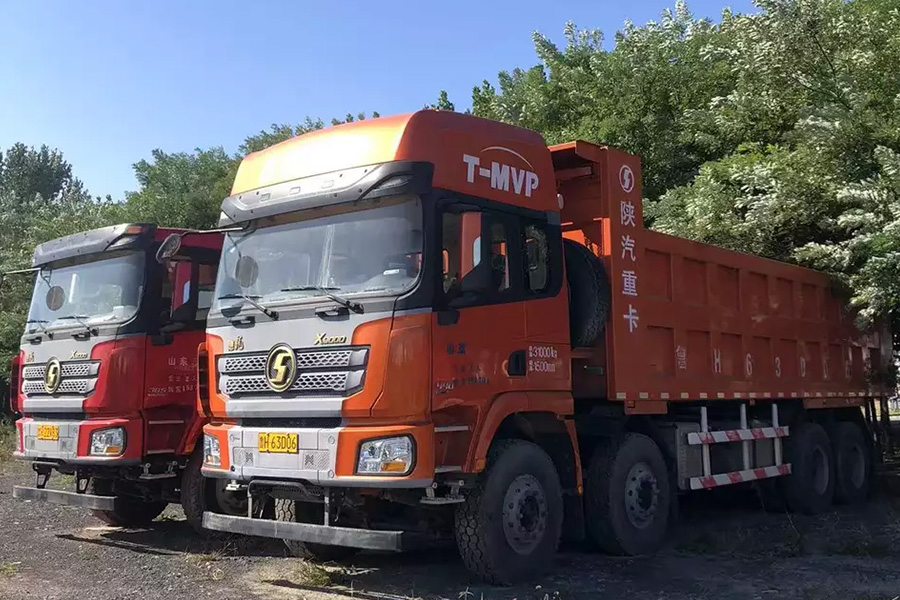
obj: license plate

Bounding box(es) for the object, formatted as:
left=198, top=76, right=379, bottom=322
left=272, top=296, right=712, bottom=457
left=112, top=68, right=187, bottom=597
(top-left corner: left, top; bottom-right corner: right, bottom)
left=37, top=425, right=59, bottom=441
left=258, top=432, right=298, bottom=454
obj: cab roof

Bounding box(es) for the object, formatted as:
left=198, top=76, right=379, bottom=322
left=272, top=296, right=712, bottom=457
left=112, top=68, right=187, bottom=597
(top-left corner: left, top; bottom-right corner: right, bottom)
left=230, top=110, right=559, bottom=213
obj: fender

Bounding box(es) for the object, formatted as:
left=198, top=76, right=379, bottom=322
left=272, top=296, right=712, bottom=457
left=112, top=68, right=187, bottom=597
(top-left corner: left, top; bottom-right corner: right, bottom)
left=466, top=390, right=581, bottom=489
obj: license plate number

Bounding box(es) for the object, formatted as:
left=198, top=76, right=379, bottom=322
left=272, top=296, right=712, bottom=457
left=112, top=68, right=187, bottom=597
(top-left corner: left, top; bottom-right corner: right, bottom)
left=37, top=425, right=59, bottom=441
left=258, top=432, right=298, bottom=454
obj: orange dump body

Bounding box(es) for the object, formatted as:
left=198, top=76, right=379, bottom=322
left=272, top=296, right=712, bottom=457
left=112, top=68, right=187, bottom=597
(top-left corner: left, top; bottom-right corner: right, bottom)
left=553, top=141, right=890, bottom=414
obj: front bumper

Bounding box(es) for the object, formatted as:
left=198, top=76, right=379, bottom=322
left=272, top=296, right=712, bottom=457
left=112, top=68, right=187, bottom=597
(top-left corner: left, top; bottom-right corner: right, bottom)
left=14, top=416, right=142, bottom=464
left=202, top=422, right=434, bottom=487
left=202, top=511, right=414, bottom=551
left=12, top=485, right=116, bottom=511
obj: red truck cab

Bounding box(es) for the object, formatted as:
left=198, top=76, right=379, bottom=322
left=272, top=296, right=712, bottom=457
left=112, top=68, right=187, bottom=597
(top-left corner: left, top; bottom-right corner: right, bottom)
left=6, top=223, right=234, bottom=527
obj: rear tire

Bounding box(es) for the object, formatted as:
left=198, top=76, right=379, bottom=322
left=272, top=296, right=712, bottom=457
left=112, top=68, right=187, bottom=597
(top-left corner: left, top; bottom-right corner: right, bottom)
left=563, top=239, right=610, bottom=347
left=275, top=499, right=360, bottom=562
left=783, top=422, right=834, bottom=514
left=454, top=439, right=563, bottom=585
left=832, top=421, right=871, bottom=505
left=584, top=433, right=670, bottom=556
left=89, top=479, right=168, bottom=527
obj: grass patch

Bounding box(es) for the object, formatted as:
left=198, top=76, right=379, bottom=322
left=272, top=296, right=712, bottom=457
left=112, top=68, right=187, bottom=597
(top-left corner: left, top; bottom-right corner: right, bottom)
left=0, top=562, right=20, bottom=577
left=293, top=561, right=335, bottom=587
left=0, top=418, right=15, bottom=463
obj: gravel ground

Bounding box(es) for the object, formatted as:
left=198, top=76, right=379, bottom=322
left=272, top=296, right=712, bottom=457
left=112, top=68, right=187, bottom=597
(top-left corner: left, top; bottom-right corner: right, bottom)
left=3, top=453, right=900, bottom=600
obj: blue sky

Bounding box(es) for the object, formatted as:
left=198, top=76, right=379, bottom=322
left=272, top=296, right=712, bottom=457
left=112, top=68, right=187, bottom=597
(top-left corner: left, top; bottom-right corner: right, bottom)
left=0, top=0, right=756, bottom=200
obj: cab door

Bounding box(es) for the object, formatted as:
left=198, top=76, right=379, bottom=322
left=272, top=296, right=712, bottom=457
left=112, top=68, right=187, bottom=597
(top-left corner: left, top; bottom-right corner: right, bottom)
left=143, top=257, right=218, bottom=455
left=431, top=203, right=527, bottom=452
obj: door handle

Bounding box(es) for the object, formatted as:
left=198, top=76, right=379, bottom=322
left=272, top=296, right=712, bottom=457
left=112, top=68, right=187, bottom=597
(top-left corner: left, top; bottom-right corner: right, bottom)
left=508, top=350, right=526, bottom=377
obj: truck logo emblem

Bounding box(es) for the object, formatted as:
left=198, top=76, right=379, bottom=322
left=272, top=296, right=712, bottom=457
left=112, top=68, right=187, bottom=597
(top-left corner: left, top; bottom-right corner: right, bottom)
left=44, top=358, right=62, bottom=394
left=619, top=165, right=635, bottom=193
left=314, top=333, right=347, bottom=345
left=227, top=336, right=244, bottom=352
left=463, top=147, right=539, bottom=198
left=70, top=350, right=88, bottom=360
left=265, top=344, right=296, bottom=393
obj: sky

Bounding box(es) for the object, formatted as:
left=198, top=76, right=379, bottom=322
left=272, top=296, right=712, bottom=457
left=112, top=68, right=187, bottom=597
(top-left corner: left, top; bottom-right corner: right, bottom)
left=0, top=0, right=756, bottom=201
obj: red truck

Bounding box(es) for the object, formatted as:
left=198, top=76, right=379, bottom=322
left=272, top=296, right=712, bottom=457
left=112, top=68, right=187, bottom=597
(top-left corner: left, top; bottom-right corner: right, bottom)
left=171, top=112, right=889, bottom=584
left=4, top=223, right=241, bottom=528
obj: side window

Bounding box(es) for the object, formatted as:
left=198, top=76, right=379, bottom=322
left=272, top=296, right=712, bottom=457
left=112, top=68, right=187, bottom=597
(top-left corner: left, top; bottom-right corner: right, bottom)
left=489, top=220, right=510, bottom=292
left=441, top=208, right=512, bottom=303
left=524, top=224, right=549, bottom=293
left=196, top=263, right=218, bottom=321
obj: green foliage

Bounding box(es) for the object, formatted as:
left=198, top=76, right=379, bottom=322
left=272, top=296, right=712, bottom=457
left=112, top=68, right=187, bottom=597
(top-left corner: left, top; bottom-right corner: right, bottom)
left=474, top=0, right=900, bottom=335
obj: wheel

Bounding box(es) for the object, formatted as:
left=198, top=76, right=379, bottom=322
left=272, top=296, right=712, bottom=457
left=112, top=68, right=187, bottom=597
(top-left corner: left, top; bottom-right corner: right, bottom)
left=454, top=439, right=563, bottom=585
left=782, top=422, right=834, bottom=514
left=180, top=445, right=247, bottom=533
left=89, top=479, right=168, bottom=527
left=563, top=239, right=610, bottom=347
left=832, top=421, right=871, bottom=505
left=584, top=433, right=671, bottom=556
left=275, top=499, right=360, bottom=562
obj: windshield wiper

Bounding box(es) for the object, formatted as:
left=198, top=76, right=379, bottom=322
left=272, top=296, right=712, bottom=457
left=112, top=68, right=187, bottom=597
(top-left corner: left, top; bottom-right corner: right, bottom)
left=216, top=293, right=279, bottom=321
left=25, top=319, right=53, bottom=339
left=279, top=286, right=364, bottom=314
left=57, top=315, right=98, bottom=336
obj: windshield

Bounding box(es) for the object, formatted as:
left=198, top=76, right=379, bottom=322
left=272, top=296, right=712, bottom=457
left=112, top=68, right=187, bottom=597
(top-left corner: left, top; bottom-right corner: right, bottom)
left=26, top=252, right=146, bottom=333
left=212, top=197, right=423, bottom=312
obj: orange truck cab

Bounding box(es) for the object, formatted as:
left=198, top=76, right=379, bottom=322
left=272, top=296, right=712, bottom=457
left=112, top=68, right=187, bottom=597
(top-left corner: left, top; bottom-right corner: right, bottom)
left=4, top=223, right=241, bottom=528
left=197, top=111, right=889, bottom=584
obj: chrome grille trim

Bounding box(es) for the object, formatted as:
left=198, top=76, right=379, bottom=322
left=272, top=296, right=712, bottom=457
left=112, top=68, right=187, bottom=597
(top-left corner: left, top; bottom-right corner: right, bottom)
left=23, top=379, right=95, bottom=395
left=221, top=371, right=363, bottom=396
left=22, top=362, right=99, bottom=380
left=218, top=348, right=367, bottom=375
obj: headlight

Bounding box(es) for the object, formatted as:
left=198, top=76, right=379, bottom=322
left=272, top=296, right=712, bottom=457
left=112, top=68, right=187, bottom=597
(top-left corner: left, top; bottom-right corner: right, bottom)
left=90, top=427, right=125, bottom=456
left=204, top=434, right=221, bottom=467
left=357, top=436, right=414, bottom=475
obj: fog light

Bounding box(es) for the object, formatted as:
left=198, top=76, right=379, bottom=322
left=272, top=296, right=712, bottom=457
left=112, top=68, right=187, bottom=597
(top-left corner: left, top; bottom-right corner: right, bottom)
left=90, top=427, right=125, bottom=456
left=204, top=434, right=221, bottom=467
left=357, top=436, right=414, bottom=475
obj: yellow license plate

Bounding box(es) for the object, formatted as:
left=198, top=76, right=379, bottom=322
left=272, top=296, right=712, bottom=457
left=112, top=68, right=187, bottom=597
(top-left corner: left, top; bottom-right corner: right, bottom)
left=258, top=432, right=298, bottom=454
left=37, top=425, right=59, bottom=441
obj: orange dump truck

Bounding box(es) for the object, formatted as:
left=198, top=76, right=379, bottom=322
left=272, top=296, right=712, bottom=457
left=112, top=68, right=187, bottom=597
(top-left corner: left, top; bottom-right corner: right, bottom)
left=184, top=111, right=889, bottom=584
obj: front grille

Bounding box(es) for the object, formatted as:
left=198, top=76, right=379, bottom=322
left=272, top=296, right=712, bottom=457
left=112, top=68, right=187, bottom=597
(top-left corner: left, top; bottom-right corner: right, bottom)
left=22, top=362, right=97, bottom=380
left=23, top=379, right=93, bottom=395
left=21, top=360, right=100, bottom=398
left=222, top=371, right=360, bottom=396
left=217, top=346, right=368, bottom=397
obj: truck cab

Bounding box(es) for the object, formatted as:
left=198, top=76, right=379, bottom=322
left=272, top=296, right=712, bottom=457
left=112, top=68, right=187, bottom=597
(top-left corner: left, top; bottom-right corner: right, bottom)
left=8, top=223, right=228, bottom=527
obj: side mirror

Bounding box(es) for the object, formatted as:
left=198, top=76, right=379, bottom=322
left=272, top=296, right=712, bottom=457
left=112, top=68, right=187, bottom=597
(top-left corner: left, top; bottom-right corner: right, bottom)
left=156, top=234, right=183, bottom=263
left=235, top=255, right=259, bottom=289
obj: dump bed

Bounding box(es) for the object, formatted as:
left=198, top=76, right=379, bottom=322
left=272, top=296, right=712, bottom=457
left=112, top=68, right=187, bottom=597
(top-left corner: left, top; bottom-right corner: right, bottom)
left=552, top=141, right=890, bottom=414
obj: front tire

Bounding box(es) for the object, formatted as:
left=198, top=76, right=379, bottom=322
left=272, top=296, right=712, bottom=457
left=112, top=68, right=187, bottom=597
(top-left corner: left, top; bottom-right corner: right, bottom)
left=181, top=446, right=248, bottom=533
left=275, top=499, right=360, bottom=562
left=783, top=422, right=834, bottom=514
left=584, top=433, right=671, bottom=556
left=454, top=439, right=563, bottom=585
left=89, top=479, right=168, bottom=527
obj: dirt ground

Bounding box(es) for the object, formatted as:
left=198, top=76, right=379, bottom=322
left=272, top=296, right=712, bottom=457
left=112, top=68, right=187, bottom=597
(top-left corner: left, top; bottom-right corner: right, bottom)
left=3, top=456, right=900, bottom=600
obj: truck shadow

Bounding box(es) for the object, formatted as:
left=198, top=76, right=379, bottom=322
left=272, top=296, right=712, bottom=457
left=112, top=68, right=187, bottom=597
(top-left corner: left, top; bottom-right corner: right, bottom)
left=56, top=519, right=286, bottom=558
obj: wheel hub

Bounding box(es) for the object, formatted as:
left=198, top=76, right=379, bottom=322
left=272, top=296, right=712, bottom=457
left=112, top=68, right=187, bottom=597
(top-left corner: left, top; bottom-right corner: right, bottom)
left=625, top=462, right=659, bottom=530
left=502, top=474, right=548, bottom=555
